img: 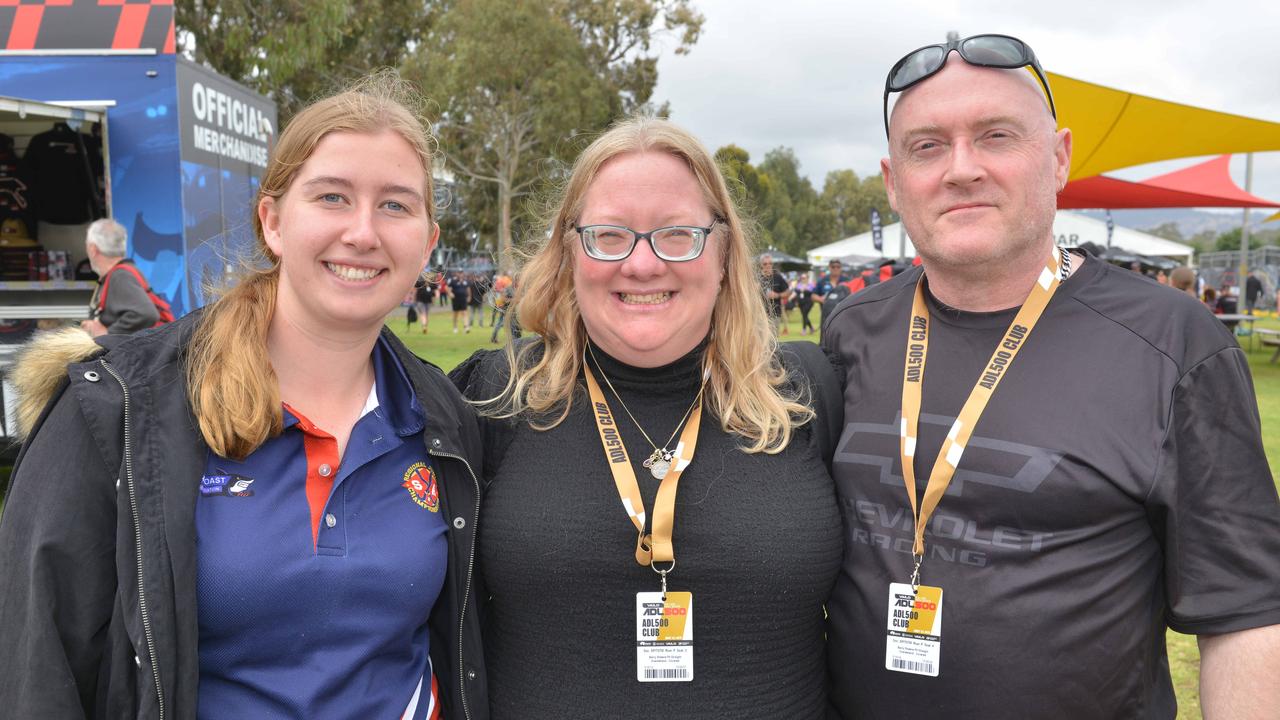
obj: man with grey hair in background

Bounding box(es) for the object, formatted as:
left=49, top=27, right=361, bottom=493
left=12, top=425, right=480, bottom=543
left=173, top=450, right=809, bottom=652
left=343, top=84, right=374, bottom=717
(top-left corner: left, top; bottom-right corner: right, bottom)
left=82, top=217, right=159, bottom=336
left=823, top=33, right=1280, bottom=718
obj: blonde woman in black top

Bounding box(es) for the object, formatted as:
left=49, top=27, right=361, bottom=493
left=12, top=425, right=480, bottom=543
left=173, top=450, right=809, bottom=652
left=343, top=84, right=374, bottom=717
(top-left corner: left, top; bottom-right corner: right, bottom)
left=453, top=116, right=841, bottom=719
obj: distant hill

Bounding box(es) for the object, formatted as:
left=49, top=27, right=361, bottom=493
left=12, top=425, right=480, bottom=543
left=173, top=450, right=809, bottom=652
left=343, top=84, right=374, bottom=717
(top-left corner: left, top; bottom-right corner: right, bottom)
left=1077, top=208, right=1263, bottom=238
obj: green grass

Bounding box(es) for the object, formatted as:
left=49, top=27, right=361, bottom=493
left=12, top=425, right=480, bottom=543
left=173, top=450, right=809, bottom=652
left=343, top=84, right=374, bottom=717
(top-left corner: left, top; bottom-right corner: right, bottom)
left=388, top=304, right=513, bottom=371
left=395, top=307, right=1280, bottom=719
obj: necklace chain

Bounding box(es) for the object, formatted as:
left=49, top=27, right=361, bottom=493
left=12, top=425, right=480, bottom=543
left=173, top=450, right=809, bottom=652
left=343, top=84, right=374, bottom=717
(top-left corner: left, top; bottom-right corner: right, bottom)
left=586, top=344, right=706, bottom=464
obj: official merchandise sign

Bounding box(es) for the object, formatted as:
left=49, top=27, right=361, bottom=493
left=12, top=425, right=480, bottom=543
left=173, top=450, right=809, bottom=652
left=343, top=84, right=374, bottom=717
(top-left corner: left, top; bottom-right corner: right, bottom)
left=177, top=63, right=274, bottom=172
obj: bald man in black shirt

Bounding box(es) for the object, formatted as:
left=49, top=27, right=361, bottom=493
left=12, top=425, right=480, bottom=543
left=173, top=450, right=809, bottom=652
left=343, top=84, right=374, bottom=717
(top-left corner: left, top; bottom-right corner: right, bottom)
left=823, top=34, right=1280, bottom=719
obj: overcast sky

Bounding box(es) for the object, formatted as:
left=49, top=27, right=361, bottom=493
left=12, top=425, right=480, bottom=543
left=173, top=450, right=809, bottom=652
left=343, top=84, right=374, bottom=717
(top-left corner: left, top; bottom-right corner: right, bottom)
left=652, top=0, right=1280, bottom=221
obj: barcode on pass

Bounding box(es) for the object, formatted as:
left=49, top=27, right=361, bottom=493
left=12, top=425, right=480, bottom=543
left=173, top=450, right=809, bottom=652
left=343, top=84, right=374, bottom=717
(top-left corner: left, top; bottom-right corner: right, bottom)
left=891, top=657, right=934, bottom=674
left=643, top=668, right=690, bottom=679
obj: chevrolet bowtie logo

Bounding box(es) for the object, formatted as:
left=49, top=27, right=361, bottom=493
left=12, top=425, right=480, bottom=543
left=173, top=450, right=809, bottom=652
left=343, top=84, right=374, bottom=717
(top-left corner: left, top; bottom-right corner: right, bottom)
left=834, top=412, right=1063, bottom=496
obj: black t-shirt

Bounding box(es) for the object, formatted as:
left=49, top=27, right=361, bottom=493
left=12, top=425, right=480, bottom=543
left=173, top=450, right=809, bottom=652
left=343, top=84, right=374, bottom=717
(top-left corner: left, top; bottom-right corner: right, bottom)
left=447, top=277, right=470, bottom=310
left=820, top=279, right=852, bottom=319
left=22, top=124, right=103, bottom=225
left=413, top=277, right=434, bottom=304
left=822, top=255, right=1280, bottom=719
left=762, top=270, right=789, bottom=316
left=0, top=134, right=28, bottom=221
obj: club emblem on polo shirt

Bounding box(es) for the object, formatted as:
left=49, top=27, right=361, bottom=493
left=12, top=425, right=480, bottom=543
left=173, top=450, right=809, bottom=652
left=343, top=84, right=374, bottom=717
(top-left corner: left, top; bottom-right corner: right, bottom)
left=402, top=462, right=440, bottom=512
left=200, top=474, right=255, bottom=497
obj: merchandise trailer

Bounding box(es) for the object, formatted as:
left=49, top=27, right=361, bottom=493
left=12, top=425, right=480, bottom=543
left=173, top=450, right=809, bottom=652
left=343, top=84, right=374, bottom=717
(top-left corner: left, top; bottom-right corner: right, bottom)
left=0, top=1, right=276, bottom=439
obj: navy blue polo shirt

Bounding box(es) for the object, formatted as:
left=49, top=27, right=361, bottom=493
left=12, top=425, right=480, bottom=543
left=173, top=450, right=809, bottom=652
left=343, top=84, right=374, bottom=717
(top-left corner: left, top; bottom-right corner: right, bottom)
left=815, top=274, right=839, bottom=297
left=196, top=336, right=448, bottom=719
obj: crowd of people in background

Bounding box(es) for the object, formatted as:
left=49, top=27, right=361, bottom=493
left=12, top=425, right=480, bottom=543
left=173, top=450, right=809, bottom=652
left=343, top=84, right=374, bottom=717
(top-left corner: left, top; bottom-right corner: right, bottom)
left=409, top=251, right=1275, bottom=345
left=1128, top=260, right=1277, bottom=328
left=758, top=254, right=926, bottom=337
left=407, top=269, right=518, bottom=341
left=755, top=252, right=1276, bottom=341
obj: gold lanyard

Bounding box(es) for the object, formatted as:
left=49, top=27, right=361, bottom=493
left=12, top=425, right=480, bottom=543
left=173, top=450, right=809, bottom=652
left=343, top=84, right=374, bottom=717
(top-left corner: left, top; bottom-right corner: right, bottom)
left=583, top=361, right=703, bottom=570
left=900, top=249, right=1063, bottom=579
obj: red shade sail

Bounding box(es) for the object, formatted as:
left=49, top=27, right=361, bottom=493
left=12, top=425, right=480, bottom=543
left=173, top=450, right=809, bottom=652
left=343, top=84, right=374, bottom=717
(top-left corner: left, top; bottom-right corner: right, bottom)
left=1058, top=155, right=1279, bottom=210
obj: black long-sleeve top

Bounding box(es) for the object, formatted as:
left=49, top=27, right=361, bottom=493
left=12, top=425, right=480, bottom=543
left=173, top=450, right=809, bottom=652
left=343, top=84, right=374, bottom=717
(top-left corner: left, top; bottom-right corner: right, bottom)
left=452, top=341, right=841, bottom=719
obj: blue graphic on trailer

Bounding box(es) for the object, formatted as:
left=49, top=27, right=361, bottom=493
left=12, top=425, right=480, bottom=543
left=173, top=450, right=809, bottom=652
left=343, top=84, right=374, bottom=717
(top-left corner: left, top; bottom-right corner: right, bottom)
left=0, top=54, right=274, bottom=317
left=182, top=161, right=262, bottom=309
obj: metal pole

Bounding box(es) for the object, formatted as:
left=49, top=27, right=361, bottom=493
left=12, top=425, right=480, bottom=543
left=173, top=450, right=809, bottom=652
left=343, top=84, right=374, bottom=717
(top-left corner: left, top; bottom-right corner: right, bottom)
left=1239, top=153, right=1253, bottom=305
left=898, top=216, right=906, bottom=262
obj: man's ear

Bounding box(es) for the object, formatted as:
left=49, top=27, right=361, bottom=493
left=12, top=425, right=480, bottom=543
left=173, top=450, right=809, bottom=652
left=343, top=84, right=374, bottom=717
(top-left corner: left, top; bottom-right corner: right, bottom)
left=1054, top=128, right=1073, bottom=193
left=881, top=157, right=900, bottom=213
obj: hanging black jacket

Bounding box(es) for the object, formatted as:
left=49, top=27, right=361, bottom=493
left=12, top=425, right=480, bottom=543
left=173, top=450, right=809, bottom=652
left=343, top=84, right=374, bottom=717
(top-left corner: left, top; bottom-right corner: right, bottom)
left=21, top=122, right=102, bottom=225
left=0, top=315, right=489, bottom=720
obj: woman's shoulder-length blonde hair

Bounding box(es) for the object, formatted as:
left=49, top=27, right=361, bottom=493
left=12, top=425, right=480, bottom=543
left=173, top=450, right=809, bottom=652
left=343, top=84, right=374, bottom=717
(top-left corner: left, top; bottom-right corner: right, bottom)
left=486, top=115, right=812, bottom=454
left=186, top=70, right=438, bottom=460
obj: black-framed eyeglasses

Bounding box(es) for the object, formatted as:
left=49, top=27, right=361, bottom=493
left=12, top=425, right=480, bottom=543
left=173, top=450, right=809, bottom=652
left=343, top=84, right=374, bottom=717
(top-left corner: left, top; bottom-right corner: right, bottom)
left=882, top=33, right=1056, bottom=137
left=574, top=219, right=720, bottom=262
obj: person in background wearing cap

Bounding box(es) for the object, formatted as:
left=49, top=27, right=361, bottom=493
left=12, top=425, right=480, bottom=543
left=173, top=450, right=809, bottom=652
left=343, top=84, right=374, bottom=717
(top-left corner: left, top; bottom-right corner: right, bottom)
left=82, top=217, right=159, bottom=336
left=822, top=33, right=1280, bottom=719
left=814, top=259, right=851, bottom=336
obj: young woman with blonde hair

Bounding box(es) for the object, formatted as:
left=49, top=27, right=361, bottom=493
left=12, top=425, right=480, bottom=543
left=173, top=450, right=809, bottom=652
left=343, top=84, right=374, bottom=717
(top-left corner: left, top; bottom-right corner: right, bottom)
left=0, top=72, right=487, bottom=720
left=453, top=116, right=842, bottom=718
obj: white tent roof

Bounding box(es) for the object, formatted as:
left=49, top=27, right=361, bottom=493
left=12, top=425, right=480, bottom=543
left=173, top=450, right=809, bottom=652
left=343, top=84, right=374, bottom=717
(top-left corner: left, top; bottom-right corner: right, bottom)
left=807, top=221, right=915, bottom=265
left=806, top=211, right=1195, bottom=266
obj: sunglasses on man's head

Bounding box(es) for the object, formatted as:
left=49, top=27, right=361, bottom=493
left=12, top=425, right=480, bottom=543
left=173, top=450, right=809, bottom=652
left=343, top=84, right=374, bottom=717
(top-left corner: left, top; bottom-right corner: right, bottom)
left=882, top=33, right=1056, bottom=137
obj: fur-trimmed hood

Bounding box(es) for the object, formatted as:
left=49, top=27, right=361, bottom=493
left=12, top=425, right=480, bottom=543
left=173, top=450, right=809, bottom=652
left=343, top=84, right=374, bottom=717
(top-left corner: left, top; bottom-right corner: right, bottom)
left=10, top=327, right=106, bottom=439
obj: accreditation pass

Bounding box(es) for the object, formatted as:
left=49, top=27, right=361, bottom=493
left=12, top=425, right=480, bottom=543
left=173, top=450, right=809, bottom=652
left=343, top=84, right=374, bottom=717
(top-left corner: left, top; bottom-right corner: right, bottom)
left=636, top=591, right=693, bottom=681
left=885, top=583, right=943, bottom=677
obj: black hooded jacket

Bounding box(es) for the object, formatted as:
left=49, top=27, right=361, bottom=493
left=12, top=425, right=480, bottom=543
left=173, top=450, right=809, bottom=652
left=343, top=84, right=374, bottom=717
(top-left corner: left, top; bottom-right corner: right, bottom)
left=0, top=315, right=489, bottom=720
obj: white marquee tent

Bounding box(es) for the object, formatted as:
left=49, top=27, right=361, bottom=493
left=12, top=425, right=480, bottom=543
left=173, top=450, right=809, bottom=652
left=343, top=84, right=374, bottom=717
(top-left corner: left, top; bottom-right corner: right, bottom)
left=806, top=211, right=1195, bottom=267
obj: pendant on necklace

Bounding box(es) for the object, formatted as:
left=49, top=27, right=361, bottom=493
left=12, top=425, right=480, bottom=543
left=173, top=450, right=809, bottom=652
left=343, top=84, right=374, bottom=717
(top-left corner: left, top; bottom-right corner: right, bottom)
left=649, top=458, right=671, bottom=480
left=643, top=448, right=673, bottom=480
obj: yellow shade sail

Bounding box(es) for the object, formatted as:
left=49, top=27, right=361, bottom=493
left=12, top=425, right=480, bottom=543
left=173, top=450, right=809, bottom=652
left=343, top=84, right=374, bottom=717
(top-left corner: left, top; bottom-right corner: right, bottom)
left=1050, top=72, right=1280, bottom=180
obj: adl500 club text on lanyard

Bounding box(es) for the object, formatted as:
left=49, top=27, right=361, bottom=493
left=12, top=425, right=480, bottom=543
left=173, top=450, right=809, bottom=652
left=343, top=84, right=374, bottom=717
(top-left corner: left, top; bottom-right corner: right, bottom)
left=889, top=248, right=1068, bottom=677
left=584, top=348, right=708, bottom=682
